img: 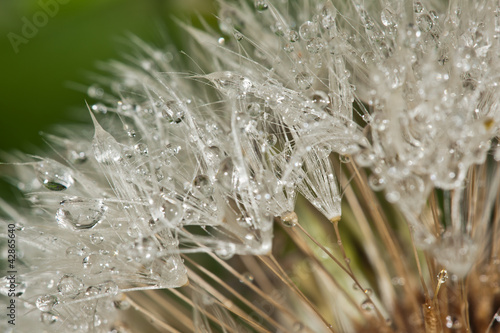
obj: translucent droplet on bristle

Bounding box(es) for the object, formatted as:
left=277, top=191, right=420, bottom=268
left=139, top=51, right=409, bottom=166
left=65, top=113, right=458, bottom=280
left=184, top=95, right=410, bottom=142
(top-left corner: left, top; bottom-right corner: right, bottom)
left=204, top=146, right=222, bottom=167
left=35, top=160, right=74, bottom=191
left=193, top=174, right=214, bottom=196
left=385, top=190, right=400, bottom=203
left=361, top=299, right=374, bottom=311
left=266, top=134, right=277, bottom=146
left=215, top=243, right=236, bottom=260
left=85, top=286, right=101, bottom=297
left=306, top=37, right=324, bottom=53
left=216, top=158, right=234, bottom=190
left=288, top=30, right=299, bottom=42
left=90, top=233, right=104, bottom=245
left=240, top=272, right=254, bottom=283
left=57, top=274, right=84, bottom=298
left=247, top=102, right=262, bottom=117
left=437, top=270, right=448, bottom=284
left=134, top=143, right=148, bottom=156
left=233, top=30, right=243, bottom=41
left=41, top=312, right=58, bottom=325
left=299, top=21, right=318, bottom=40
left=55, top=198, right=107, bottom=230
left=159, top=193, right=183, bottom=225
left=161, top=101, right=185, bottom=123
left=293, top=321, right=305, bottom=332
left=254, top=0, right=268, bottom=11
left=99, top=280, right=119, bottom=296
left=368, top=174, right=385, bottom=191
left=381, top=7, right=396, bottom=27
left=36, top=295, right=58, bottom=312
left=68, top=150, right=87, bottom=164
left=93, top=128, right=122, bottom=165
left=295, top=72, right=314, bottom=90
left=416, top=14, right=433, bottom=32
left=414, top=1, right=424, bottom=13
left=281, top=211, right=298, bottom=227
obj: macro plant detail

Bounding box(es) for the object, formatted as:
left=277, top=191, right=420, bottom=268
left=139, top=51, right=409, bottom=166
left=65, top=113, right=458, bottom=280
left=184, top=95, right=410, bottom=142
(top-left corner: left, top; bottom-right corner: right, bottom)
left=2, top=0, right=500, bottom=332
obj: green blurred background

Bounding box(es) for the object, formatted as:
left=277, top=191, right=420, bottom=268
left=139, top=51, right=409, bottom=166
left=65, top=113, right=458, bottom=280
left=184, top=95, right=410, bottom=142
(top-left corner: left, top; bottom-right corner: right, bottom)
left=0, top=0, right=216, bottom=196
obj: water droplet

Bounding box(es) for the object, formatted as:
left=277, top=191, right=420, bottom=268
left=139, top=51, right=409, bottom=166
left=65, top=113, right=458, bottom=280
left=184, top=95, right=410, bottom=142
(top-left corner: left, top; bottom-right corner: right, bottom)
left=295, top=72, right=314, bottom=90
left=204, top=146, right=222, bottom=167
left=361, top=299, right=374, bottom=311
left=85, top=285, right=101, bottom=297
left=134, top=143, right=148, bottom=155
left=93, top=127, right=122, bottom=165
left=35, top=160, right=74, bottom=191
left=368, top=174, right=385, bottom=191
left=193, top=175, right=214, bottom=197
left=159, top=192, right=183, bottom=225
left=306, top=37, right=325, bottom=53
left=385, top=190, right=400, bottom=203
left=437, top=270, right=448, bottom=284
left=56, top=198, right=107, bottom=230
left=240, top=272, right=254, bottom=283
left=36, top=295, right=58, bottom=312
left=216, top=158, right=234, bottom=190
left=381, top=7, right=396, bottom=27
left=281, top=211, right=298, bottom=227
left=99, top=280, right=119, bottom=296
left=215, top=243, right=236, bottom=260
left=299, top=21, right=318, bottom=40
left=293, top=321, right=305, bottom=332
left=40, top=312, right=59, bottom=325
left=266, top=134, right=277, bottom=146
left=68, top=150, right=87, bottom=164
left=233, top=30, right=243, bottom=41
left=161, top=100, right=185, bottom=123
left=414, top=2, right=424, bottom=13
left=90, top=233, right=104, bottom=245
left=364, top=288, right=373, bottom=296
left=288, top=30, right=299, bottom=42
left=254, top=0, right=268, bottom=11
left=247, top=102, right=262, bottom=117
left=416, top=14, right=433, bottom=32
left=57, top=274, right=84, bottom=298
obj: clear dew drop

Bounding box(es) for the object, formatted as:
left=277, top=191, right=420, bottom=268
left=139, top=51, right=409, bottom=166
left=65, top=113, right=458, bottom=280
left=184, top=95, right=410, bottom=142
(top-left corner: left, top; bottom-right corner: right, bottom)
left=240, top=272, right=254, bottom=283
left=293, top=321, right=305, bottom=332
left=68, top=150, right=87, bottom=164
left=254, top=0, right=268, bottom=11
left=281, top=211, right=298, bottom=227
left=299, top=21, right=318, bottom=40
left=55, top=198, right=107, bottom=230
left=99, top=280, right=119, bottom=296
left=381, top=7, right=396, bottom=27
left=295, top=72, right=314, bottom=90
left=361, top=299, right=375, bottom=311
left=416, top=14, right=433, bottom=32
left=134, top=143, right=148, bottom=155
left=161, top=100, right=185, bottom=123
left=216, top=157, right=234, bottom=190
left=413, top=1, right=424, bottom=13
left=36, top=295, right=58, bottom=312
left=437, top=270, right=448, bottom=284
left=159, top=192, right=183, bottom=225
left=57, top=274, right=84, bottom=298
left=193, top=174, right=214, bottom=196
left=93, top=129, right=122, bottom=165
left=90, top=232, right=104, bottom=245
left=233, top=30, right=243, bottom=41
left=215, top=243, right=236, bottom=260
left=40, top=312, right=59, bottom=325
left=35, top=160, right=74, bottom=191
